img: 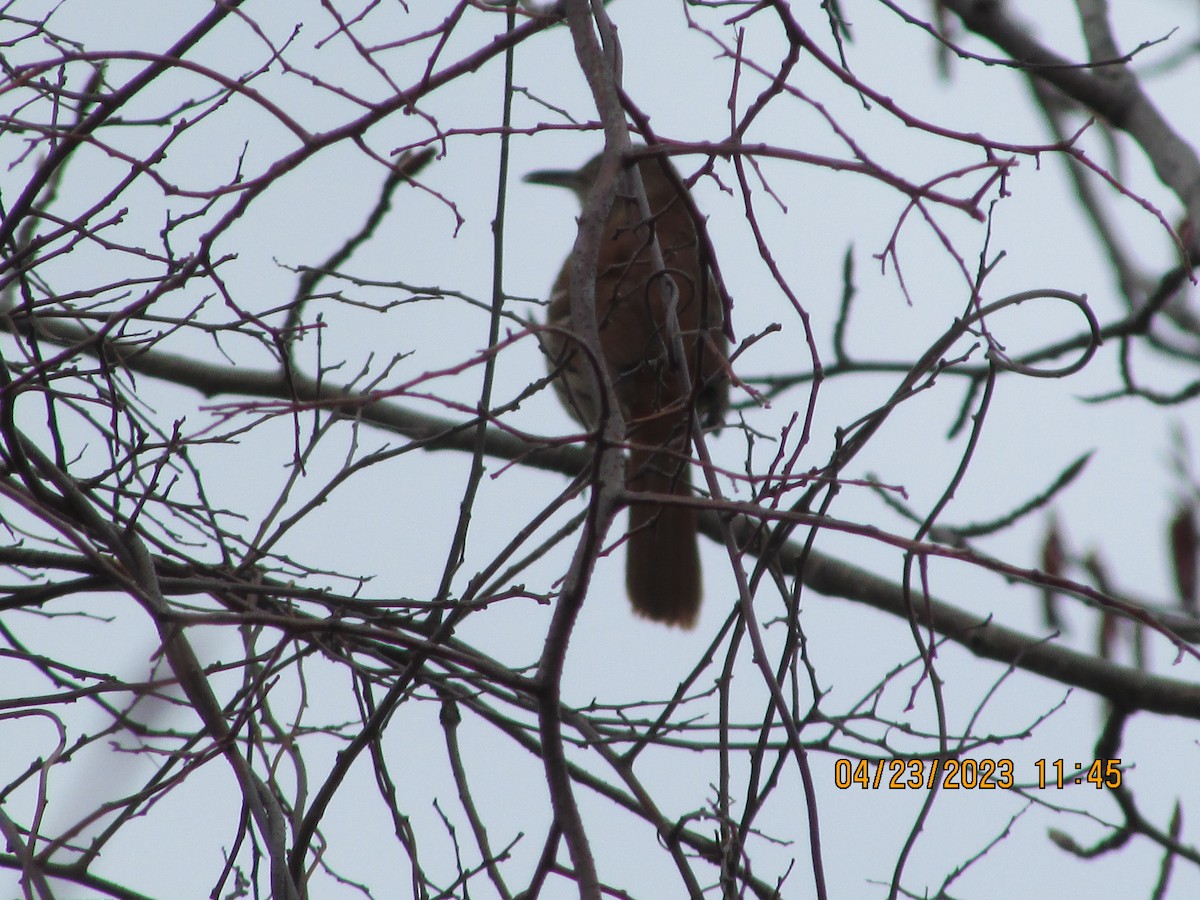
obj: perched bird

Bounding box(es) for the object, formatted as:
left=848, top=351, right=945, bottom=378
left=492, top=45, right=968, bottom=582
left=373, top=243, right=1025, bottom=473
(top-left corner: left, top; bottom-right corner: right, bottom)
left=527, top=150, right=728, bottom=627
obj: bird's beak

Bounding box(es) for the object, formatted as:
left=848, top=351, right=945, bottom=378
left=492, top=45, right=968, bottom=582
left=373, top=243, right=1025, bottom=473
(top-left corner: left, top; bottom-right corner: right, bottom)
left=523, top=168, right=586, bottom=191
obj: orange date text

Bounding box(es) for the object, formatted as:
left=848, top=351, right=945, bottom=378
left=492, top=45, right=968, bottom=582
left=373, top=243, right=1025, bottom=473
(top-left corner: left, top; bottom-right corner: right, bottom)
left=833, top=757, right=1014, bottom=790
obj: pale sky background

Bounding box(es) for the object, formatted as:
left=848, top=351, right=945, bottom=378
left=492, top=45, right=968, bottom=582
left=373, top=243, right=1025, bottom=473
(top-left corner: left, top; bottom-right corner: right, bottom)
left=3, top=1, right=1200, bottom=897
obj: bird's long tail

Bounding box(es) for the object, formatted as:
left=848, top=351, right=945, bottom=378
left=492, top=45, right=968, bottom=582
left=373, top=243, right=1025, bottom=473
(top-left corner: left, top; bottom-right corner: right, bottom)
left=625, top=442, right=701, bottom=627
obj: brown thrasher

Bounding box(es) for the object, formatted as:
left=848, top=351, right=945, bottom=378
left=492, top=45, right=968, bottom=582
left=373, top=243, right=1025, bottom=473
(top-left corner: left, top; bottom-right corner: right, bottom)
left=527, top=150, right=728, bottom=627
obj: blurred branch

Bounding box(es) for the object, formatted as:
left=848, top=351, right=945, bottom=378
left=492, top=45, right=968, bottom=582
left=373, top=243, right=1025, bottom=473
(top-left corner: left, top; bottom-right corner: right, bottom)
left=941, top=0, right=1200, bottom=240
